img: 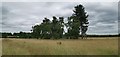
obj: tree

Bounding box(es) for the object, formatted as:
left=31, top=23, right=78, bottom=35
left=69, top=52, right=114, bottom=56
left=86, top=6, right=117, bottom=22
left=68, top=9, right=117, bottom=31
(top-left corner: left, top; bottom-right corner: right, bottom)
left=119, top=33, right=120, bottom=36
left=41, top=18, right=52, bottom=39
left=65, top=17, right=73, bottom=39
left=66, top=16, right=80, bottom=39
left=51, top=16, right=60, bottom=39
left=50, top=16, right=65, bottom=39
left=32, top=25, right=41, bottom=39
left=58, top=17, right=64, bottom=38
left=65, top=4, right=89, bottom=39
left=32, top=17, right=52, bottom=39
left=73, top=4, right=89, bottom=39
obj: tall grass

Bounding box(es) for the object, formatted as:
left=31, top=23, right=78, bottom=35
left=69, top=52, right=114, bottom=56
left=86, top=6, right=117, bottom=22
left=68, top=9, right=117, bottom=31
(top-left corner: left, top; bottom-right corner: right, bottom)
left=2, top=37, right=118, bottom=55
left=0, top=38, right=2, bottom=56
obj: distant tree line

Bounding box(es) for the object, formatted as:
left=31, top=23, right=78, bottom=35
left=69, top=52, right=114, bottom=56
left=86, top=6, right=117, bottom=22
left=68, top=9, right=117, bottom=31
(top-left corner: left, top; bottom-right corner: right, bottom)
left=0, top=32, right=32, bottom=38
left=84, top=35, right=119, bottom=37
left=0, top=32, right=119, bottom=39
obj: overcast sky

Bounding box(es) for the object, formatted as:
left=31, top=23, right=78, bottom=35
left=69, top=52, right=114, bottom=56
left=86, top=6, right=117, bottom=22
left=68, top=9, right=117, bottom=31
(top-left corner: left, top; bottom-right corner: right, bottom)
left=1, top=2, right=119, bottom=35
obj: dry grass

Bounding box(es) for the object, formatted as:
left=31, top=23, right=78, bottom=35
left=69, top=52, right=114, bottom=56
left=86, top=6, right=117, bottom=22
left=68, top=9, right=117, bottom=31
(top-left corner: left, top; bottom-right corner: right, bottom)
left=2, top=37, right=118, bottom=55
left=0, top=38, right=2, bottom=56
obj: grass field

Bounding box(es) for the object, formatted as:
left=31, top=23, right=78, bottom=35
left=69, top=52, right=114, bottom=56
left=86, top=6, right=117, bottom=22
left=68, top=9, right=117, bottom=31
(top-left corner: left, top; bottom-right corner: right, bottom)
left=2, top=37, right=118, bottom=55
left=0, top=38, right=2, bottom=56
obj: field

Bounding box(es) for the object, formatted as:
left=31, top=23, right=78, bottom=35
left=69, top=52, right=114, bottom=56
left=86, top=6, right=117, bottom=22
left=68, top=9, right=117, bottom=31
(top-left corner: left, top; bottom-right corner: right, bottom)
left=2, top=37, right=118, bottom=55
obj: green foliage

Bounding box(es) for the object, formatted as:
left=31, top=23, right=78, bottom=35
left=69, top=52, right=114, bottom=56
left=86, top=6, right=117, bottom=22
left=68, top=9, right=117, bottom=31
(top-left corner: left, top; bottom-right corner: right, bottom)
left=65, top=4, right=89, bottom=39
left=13, top=31, right=32, bottom=38
left=51, top=16, right=64, bottom=39
left=32, top=18, right=52, bottom=39
left=32, top=16, right=65, bottom=39
left=1, top=32, right=12, bottom=38
left=119, top=33, right=120, bottom=36
left=31, top=4, right=89, bottom=39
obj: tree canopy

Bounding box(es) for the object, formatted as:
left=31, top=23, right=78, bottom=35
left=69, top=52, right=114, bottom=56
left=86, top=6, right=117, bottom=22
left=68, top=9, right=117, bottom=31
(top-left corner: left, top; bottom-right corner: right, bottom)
left=31, top=4, right=89, bottom=39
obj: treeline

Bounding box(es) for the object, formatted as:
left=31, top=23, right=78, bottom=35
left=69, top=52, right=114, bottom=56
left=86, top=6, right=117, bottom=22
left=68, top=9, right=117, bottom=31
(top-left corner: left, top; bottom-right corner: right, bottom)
left=0, top=32, right=119, bottom=39
left=85, top=35, right=120, bottom=37
left=0, top=32, right=32, bottom=38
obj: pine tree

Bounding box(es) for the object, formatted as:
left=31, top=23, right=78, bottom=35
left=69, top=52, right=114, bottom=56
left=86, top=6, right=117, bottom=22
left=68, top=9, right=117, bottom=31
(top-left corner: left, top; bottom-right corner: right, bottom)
left=66, top=4, right=89, bottom=39
left=73, top=4, right=89, bottom=39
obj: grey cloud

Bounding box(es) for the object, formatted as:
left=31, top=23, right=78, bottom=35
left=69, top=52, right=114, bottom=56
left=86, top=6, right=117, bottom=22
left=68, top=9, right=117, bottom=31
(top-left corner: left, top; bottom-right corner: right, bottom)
left=84, top=2, right=118, bottom=34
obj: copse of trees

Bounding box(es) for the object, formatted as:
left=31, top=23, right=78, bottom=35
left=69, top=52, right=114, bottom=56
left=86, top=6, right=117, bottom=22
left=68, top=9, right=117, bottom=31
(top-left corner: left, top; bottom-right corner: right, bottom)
left=31, top=4, right=89, bottom=39
left=32, top=16, right=65, bottom=39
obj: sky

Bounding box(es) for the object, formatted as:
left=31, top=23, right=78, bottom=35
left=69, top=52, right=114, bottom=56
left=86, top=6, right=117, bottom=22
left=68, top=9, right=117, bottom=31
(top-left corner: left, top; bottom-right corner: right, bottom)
left=0, top=2, right=119, bottom=35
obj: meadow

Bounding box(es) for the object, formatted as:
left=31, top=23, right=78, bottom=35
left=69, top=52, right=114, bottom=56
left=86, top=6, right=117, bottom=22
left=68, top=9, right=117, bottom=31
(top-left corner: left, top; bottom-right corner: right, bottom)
left=2, top=37, right=118, bottom=55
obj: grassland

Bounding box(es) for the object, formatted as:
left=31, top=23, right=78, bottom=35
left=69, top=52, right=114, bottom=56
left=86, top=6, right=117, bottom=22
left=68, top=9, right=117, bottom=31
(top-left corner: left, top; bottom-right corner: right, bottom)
left=0, top=38, right=2, bottom=56
left=2, top=37, right=118, bottom=55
